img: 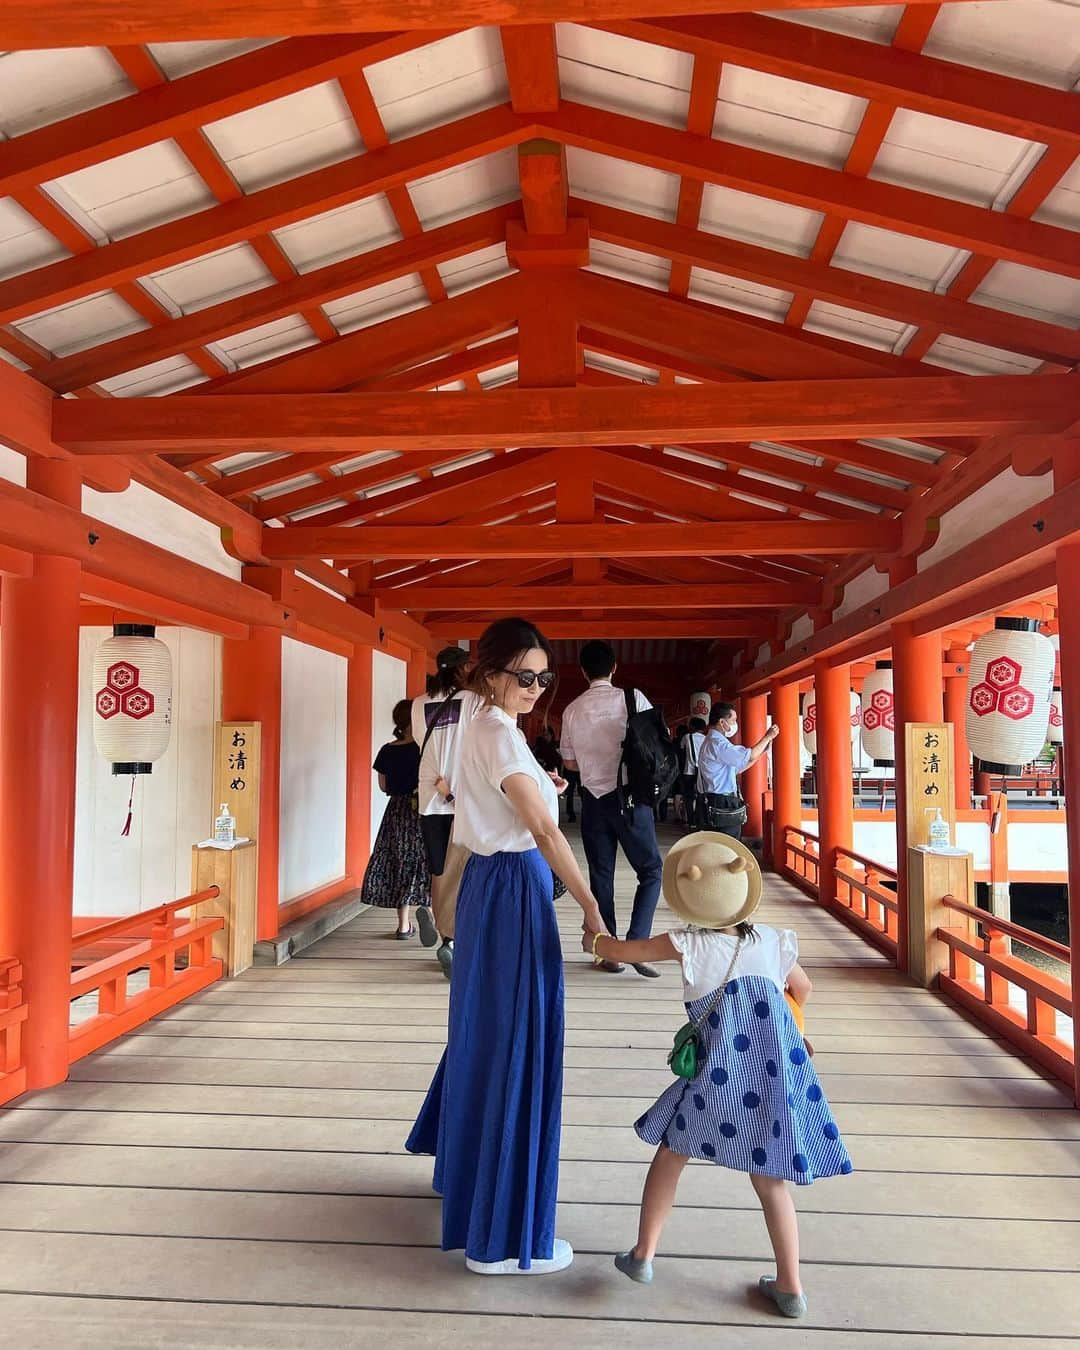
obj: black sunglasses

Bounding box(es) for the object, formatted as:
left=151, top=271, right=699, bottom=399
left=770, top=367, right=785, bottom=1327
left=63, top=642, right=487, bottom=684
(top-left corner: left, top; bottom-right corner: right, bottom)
left=501, top=669, right=556, bottom=689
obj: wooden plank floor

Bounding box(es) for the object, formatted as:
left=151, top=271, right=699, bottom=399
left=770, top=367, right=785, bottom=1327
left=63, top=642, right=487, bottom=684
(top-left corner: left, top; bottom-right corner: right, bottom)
left=2, top=826, right=1079, bottom=1348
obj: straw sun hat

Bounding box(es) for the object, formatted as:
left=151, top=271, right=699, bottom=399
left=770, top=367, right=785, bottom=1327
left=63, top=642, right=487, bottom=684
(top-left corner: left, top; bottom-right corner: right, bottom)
left=662, top=831, right=763, bottom=930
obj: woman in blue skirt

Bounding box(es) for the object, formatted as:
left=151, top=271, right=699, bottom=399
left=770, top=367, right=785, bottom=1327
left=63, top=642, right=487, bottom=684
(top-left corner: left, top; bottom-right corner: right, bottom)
left=584, top=831, right=852, bottom=1319
left=406, top=618, right=603, bottom=1276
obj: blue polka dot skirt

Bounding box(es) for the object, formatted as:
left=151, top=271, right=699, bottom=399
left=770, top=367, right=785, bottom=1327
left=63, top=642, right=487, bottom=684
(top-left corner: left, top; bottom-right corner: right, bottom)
left=635, top=976, right=853, bottom=1185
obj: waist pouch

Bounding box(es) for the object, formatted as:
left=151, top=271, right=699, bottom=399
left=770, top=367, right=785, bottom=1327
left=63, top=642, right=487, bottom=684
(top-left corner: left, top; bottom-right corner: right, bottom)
left=701, top=792, right=748, bottom=830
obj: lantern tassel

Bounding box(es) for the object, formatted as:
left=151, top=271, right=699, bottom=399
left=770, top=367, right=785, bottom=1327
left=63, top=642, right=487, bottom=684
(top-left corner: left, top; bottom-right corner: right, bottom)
left=121, top=775, right=136, bottom=838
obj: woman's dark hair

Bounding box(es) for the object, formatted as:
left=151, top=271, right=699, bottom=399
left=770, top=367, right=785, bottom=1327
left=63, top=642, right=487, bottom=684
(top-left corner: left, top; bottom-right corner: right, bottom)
left=709, top=701, right=736, bottom=727
left=579, top=639, right=617, bottom=681
left=427, top=645, right=469, bottom=697
left=675, top=722, right=689, bottom=739
left=470, top=617, right=557, bottom=701
left=391, top=699, right=413, bottom=741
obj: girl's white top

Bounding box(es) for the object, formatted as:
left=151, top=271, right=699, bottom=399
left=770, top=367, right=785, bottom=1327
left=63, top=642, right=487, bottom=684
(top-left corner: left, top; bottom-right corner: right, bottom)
left=454, top=704, right=559, bottom=856
left=412, top=689, right=484, bottom=816
left=668, top=925, right=799, bottom=1003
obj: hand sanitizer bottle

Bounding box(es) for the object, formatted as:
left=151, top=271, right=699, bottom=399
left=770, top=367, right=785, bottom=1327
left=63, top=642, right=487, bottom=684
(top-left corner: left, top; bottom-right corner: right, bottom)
left=214, top=803, right=236, bottom=845
left=927, top=807, right=950, bottom=850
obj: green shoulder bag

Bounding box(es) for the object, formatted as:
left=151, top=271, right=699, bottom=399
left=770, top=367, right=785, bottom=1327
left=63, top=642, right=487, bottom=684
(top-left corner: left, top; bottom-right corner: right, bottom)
left=666, top=936, right=744, bottom=1080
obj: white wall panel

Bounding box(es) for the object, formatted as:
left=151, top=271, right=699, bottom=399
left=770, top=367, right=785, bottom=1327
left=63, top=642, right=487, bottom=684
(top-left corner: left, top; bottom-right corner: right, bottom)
left=279, top=638, right=347, bottom=903
left=73, top=626, right=221, bottom=916
left=371, top=649, right=407, bottom=844
left=83, top=480, right=243, bottom=581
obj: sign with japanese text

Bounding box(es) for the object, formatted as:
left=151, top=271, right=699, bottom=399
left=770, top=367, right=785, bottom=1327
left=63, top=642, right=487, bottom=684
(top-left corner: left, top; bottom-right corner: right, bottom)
left=904, top=722, right=955, bottom=847
left=213, top=721, right=261, bottom=842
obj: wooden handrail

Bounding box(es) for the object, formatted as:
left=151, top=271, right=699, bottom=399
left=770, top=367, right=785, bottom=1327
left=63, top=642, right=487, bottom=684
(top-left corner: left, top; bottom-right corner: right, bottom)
left=941, top=894, right=1071, bottom=965
left=71, top=888, right=220, bottom=948
left=784, top=824, right=819, bottom=844
left=835, top=844, right=897, bottom=879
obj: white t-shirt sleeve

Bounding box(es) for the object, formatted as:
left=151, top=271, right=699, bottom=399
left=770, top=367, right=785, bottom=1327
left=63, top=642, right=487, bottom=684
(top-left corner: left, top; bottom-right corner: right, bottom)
left=634, top=690, right=652, bottom=712
left=475, top=718, right=538, bottom=794
left=777, top=928, right=799, bottom=981
left=411, top=696, right=427, bottom=747
left=666, top=928, right=697, bottom=984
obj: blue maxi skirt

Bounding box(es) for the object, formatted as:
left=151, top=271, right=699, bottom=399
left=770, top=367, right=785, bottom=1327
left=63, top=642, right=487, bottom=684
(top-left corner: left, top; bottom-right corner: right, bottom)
left=405, top=848, right=565, bottom=1267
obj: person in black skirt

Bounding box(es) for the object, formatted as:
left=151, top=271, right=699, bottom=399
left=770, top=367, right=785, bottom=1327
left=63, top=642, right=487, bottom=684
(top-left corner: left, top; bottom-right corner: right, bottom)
left=361, top=699, right=432, bottom=938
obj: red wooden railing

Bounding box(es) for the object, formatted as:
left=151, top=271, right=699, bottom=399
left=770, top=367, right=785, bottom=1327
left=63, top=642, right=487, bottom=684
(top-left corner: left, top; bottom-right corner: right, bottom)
left=782, top=827, right=899, bottom=960
left=0, top=958, right=28, bottom=1107
left=69, top=889, right=223, bottom=1062
left=833, top=845, right=900, bottom=958
left=935, top=895, right=1073, bottom=1089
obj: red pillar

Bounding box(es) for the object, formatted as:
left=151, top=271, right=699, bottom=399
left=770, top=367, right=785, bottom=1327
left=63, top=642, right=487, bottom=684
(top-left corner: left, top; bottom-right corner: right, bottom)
left=769, top=680, right=801, bottom=872
left=742, top=692, right=768, bottom=841
left=815, top=659, right=854, bottom=909
left=222, top=627, right=281, bottom=942
left=944, top=646, right=972, bottom=810
left=0, top=458, right=81, bottom=1089
left=892, top=622, right=945, bottom=974
left=1055, top=538, right=1080, bottom=1106
left=346, top=644, right=373, bottom=884
left=407, top=648, right=427, bottom=700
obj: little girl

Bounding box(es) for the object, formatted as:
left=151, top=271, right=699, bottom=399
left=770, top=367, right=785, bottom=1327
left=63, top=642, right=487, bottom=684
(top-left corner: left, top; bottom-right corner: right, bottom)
left=583, top=831, right=851, bottom=1319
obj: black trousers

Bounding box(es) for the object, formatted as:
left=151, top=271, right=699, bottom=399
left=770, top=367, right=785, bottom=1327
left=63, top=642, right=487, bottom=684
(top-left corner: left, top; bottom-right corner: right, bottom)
left=580, top=789, right=663, bottom=941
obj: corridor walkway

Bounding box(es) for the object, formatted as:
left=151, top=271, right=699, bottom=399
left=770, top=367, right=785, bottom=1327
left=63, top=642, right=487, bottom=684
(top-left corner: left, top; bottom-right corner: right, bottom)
left=1, top=831, right=1078, bottom=1347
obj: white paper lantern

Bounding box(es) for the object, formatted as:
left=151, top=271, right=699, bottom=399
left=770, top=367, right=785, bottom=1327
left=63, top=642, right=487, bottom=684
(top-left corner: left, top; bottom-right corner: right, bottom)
left=1048, top=687, right=1063, bottom=746
left=801, top=688, right=817, bottom=756
left=966, top=618, right=1054, bottom=775
left=850, top=690, right=862, bottom=746
left=689, top=691, right=712, bottom=720
left=861, top=662, right=895, bottom=766
left=92, top=625, right=173, bottom=774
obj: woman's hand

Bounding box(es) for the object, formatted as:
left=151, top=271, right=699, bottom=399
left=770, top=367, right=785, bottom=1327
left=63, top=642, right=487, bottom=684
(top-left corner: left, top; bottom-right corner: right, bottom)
left=547, top=770, right=568, bottom=795
left=434, top=774, right=453, bottom=801
left=579, top=898, right=604, bottom=937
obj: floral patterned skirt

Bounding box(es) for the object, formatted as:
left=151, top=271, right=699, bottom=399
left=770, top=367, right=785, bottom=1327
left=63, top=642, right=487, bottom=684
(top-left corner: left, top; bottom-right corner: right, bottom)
left=361, top=794, right=432, bottom=909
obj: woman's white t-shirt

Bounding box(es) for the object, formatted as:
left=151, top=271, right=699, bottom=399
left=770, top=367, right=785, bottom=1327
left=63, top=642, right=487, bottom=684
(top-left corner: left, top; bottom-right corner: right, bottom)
left=667, top=925, right=798, bottom=1003
left=412, top=689, right=484, bottom=816
left=454, top=704, right=559, bottom=855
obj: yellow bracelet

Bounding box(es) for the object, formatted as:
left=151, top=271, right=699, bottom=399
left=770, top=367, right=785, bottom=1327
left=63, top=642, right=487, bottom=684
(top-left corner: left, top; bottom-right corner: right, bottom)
left=592, top=931, right=605, bottom=960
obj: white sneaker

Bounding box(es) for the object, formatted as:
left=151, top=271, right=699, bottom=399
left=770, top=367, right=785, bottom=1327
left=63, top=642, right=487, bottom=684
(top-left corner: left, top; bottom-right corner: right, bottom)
left=466, top=1239, right=573, bottom=1276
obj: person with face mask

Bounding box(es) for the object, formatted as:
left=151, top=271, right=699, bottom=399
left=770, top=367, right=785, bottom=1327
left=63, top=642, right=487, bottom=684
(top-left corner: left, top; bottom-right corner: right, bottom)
left=696, top=702, right=779, bottom=838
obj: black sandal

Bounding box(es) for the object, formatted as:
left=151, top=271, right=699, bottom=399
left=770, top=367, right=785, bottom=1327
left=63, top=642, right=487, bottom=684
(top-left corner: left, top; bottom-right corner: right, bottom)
left=394, top=926, right=416, bottom=941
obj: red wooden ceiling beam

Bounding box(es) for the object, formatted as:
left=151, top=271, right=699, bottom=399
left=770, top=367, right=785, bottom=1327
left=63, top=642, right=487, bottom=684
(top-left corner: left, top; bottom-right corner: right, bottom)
left=38, top=207, right=515, bottom=394
left=501, top=24, right=560, bottom=114
left=0, top=33, right=435, bottom=199
left=254, top=448, right=471, bottom=520
left=371, top=581, right=823, bottom=610
left=580, top=200, right=1080, bottom=367
left=541, top=103, right=1080, bottom=279
left=585, top=447, right=787, bottom=524
left=0, top=0, right=963, bottom=46
left=430, top=618, right=774, bottom=639
left=54, top=376, right=1079, bottom=455
left=611, top=13, right=1080, bottom=153
left=260, top=519, right=897, bottom=562
left=0, top=104, right=528, bottom=324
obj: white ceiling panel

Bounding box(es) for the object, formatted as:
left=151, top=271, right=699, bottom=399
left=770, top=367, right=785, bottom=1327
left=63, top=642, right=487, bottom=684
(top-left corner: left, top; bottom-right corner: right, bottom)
left=367, top=29, right=508, bottom=141
left=557, top=23, right=692, bottom=128
left=805, top=298, right=908, bottom=352
left=437, top=243, right=513, bottom=296
left=272, top=195, right=401, bottom=271
left=16, top=290, right=147, bottom=356
left=832, top=220, right=967, bottom=290
left=144, top=242, right=274, bottom=313
left=212, top=313, right=316, bottom=368
left=971, top=261, right=1080, bottom=328
left=872, top=109, right=1039, bottom=208
left=0, top=48, right=130, bottom=136
left=147, top=39, right=278, bottom=80
left=203, top=81, right=364, bottom=193
left=922, top=0, right=1080, bottom=89
left=922, top=334, right=1043, bottom=376
left=480, top=362, right=519, bottom=388
left=714, top=65, right=866, bottom=170
left=588, top=238, right=670, bottom=289
left=698, top=183, right=824, bottom=255
left=0, top=196, right=70, bottom=280
left=584, top=351, right=658, bottom=381
left=1033, top=155, right=1080, bottom=229
left=567, top=146, right=680, bottom=221
left=323, top=275, right=429, bottom=334
left=98, top=351, right=205, bottom=397
left=767, top=4, right=904, bottom=45
left=46, top=140, right=215, bottom=240
left=689, top=268, right=793, bottom=321
left=410, top=150, right=519, bottom=229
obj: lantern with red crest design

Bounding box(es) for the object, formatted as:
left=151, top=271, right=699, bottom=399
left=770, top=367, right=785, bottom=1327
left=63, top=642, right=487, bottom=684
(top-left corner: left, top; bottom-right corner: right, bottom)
left=1047, top=688, right=1063, bottom=746
left=92, top=625, right=173, bottom=776
left=965, top=617, right=1054, bottom=775
left=801, top=688, right=817, bottom=756
left=860, top=661, right=894, bottom=766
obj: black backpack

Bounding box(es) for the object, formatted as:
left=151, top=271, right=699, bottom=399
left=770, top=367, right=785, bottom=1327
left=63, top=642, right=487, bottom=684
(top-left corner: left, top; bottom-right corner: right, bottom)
left=618, top=688, right=680, bottom=811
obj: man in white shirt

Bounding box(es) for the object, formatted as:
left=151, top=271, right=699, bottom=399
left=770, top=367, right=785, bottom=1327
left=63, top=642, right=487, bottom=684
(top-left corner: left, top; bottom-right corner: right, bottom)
left=560, top=640, right=663, bottom=977
left=696, top=701, right=779, bottom=837
left=678, top=716, right=707, bottom=829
